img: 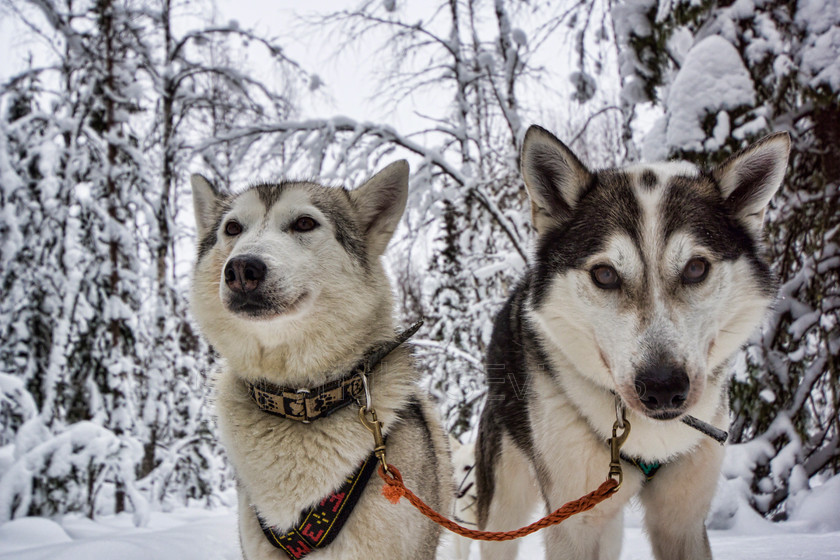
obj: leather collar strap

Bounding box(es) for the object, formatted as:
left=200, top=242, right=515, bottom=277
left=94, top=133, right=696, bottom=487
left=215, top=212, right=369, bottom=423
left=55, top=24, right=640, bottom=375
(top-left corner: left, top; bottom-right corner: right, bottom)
left=247, top=320, right=423, bottom=423
left=248, top=375, right=364, bottom=423
left=256, top=448, right=380, bottom=559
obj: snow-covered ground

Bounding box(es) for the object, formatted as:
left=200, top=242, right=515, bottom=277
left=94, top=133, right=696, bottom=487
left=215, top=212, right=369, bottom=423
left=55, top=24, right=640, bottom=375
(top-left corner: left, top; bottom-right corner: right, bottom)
left=2, top=478, right=838, bottom=560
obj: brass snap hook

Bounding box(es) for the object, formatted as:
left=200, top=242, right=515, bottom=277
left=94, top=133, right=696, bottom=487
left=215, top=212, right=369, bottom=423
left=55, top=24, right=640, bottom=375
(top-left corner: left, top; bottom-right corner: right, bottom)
left=607, top=397, right=630, bottom=492
left=359, top=406, right=389, bottom=474
left=608, top=418, right=631, bottom=492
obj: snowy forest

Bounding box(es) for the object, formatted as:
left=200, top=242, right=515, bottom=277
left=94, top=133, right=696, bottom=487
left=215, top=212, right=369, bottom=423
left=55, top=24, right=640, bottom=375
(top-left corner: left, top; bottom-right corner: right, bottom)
left=0, top=0, right=837, bottom=545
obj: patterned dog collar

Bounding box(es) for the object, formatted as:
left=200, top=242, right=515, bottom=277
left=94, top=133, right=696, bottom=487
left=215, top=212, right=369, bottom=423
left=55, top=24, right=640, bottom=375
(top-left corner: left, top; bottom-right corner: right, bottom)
left=246, top=320, right=423, bottom=422
left=248, top=375, right=365, bottom=423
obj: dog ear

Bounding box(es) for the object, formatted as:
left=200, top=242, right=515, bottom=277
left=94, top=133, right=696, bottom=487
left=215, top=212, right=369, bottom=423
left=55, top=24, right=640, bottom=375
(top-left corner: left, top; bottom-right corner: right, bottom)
left=713, top=132, right=790, bottom=235
left=520, top=125, right=592, bottom=233
left=349, top=160, right=409, bottom=257
left=191, top=174, right=225, bottom=241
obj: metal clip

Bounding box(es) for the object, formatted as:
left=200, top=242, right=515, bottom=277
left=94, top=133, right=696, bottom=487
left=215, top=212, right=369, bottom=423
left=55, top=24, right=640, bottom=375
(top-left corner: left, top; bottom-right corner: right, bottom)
left=608, top=418, right=631, bottom=492
left=358, top=370, right=372, bottom=412
left=614, top=395, right=625, bottom=430
left=359, top=406, right=389, bottom=474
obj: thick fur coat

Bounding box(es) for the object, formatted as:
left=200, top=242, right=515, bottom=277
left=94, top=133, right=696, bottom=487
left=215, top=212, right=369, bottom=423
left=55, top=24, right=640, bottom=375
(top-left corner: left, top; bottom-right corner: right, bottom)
left=189, top=162, right=451, bottom=559
left=475, top=126, right=790, bottom=560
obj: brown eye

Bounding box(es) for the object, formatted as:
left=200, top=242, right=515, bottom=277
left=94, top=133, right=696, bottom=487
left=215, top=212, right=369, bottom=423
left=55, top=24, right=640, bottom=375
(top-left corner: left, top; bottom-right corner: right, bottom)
left=591, top=265, right=621, bottom=290
left=224, top=221, right=242, bottom=236
left=292, top=216, right=319, bottom=232
left=682, top=257, right=709, bottom=284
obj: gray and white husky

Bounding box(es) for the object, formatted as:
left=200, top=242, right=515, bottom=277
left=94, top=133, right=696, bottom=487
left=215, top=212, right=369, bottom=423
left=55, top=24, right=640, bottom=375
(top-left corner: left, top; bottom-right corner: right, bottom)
left=189, top=162, right=451, bottom=559
left=475, top=126, right=790, bottom=560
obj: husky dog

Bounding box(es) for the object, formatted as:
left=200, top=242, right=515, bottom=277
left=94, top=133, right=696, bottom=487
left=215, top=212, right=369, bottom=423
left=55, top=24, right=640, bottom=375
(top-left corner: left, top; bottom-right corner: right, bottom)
left=189, top=162, right=451, bottom=559
left=475, top=126, right=790, bottom=560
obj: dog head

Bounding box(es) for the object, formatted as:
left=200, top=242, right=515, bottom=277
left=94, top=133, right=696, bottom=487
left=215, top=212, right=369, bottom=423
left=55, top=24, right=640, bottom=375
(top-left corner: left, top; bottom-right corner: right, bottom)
left=521, top=125, right=789, bottom=420
left=189, top=161, right=408, bottom=363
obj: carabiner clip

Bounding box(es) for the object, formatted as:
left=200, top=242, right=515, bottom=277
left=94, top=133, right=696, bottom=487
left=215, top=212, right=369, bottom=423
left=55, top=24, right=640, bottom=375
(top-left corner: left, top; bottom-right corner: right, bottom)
left=607, top=418, right=631, bottom=492
left=359, top=406, right=389, bottom=474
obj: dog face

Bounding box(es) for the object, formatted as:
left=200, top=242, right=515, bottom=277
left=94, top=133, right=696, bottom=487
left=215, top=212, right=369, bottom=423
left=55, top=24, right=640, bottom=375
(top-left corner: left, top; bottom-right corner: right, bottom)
left=521, top=126, right=789, bottom=420
left=189, top=162, right=408, bottom=355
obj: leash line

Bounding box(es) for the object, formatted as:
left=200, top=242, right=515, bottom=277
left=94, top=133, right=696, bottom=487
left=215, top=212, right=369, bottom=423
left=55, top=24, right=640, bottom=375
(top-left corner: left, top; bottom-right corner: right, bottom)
left=376, top=464, right=619, bottom=541
left=363, top=389, right=628, bottom=542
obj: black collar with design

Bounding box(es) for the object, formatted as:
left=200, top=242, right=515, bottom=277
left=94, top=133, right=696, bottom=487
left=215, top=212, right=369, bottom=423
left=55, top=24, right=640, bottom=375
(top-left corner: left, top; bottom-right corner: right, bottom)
left=247, top=321, right=423, bottom=423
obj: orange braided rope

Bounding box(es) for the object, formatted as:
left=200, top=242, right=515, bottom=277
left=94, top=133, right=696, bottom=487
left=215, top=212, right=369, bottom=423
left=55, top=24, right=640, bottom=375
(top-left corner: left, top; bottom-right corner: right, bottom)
left=377, top=464, right=619, bottom=541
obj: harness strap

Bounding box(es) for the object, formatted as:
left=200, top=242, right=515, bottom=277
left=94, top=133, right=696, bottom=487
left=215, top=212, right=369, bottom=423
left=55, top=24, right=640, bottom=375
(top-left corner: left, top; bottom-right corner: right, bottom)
left=256, top=449, right=380, bottom=559
left=620, top=453, right=662, bottom=481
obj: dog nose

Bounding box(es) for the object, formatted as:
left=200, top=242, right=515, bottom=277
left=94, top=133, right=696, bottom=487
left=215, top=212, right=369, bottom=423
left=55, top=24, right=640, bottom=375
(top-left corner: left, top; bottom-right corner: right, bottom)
left=224, top=255, right=267, bottom=293
left=634, top=365, right=689, bottom=411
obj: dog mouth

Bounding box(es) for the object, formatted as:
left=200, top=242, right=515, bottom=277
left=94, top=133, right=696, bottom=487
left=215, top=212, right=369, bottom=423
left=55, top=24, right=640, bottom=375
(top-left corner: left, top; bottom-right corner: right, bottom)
left=618, top=389, right=688, bottom=421
left=225, top=291, right=309, bottom=319
left=643, top=408, right=685, bottom=421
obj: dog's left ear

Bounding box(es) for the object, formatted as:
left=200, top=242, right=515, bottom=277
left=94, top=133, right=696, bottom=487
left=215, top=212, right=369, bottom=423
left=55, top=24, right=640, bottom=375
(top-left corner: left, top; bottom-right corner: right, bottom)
left=349, top=160, right=409, bottom=256
left=714, top=132, right=790, bottom=235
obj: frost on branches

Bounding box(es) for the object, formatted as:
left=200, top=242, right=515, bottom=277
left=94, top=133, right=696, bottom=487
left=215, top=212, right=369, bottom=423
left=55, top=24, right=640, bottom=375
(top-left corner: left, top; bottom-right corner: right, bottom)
left=0, top=0, right=305, bottom=522
left=225, top=0, right=630, bottom=437
left=616, top=0, right=840, bottom=518
left=1, top=0, right=835, bottom=528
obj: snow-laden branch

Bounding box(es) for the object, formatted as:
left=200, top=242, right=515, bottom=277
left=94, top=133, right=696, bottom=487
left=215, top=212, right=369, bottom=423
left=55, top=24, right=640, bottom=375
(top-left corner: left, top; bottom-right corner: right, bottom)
left=412, top=339, right=483, bottom=369
left=197, top=117, right=529, bottom=260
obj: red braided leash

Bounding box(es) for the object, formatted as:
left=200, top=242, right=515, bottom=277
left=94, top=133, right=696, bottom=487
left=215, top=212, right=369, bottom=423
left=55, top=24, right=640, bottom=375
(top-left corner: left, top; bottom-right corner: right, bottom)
left=377, top=464, right=619, bottom=541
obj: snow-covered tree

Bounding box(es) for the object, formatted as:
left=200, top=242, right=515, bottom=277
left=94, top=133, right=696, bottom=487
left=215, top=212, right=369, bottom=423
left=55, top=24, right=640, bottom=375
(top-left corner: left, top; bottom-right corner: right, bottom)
left=213, top=0, right=629, bottom=437
left=0, top=0, right=306, bottom=521
left=134, top=0, right=306, bottom=505
left=326, top=1, right=533, bottom=436
left=615, top=0, right=840, bottom=518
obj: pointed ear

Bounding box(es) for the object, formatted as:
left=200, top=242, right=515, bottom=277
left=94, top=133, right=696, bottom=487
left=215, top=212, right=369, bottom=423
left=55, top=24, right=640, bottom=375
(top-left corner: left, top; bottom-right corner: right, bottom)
left=190, top=174, right=225, bottom=241
left=714, top=132, right=790, bottom=235
left=520, top=125, right=592, bottom=233
left=348, top=160, right=409, bottom=256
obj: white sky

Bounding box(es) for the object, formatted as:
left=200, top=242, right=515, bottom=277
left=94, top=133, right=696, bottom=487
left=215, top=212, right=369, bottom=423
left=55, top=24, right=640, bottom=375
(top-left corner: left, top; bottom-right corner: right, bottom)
left=213, top=0, right=428, bottom=130
left=0, top=1, right=406, bottom=125
left=0, top=0, right=647, bottom=156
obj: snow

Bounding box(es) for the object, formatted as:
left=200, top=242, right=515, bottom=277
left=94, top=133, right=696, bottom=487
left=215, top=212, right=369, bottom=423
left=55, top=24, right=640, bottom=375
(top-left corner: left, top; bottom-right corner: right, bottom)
left=662, top=35, right=755, bottom=152
left=800, top=27, right=840, bottom=90
left=0, top=508, right=238, bottom=560
left=788, top=475, right=840, bottom=532
left=796, top=0, right=840, bottom=35
left=2, top=484, right=840, bottom=560
left=2, top=0, right=838, bottom=555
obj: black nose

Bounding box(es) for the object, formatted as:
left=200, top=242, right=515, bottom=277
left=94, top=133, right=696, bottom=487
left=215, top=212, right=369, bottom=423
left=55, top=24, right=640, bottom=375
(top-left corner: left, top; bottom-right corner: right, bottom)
left=224, top=255, right=267, bottom=293
left=634, top=365, right=690, bottom=411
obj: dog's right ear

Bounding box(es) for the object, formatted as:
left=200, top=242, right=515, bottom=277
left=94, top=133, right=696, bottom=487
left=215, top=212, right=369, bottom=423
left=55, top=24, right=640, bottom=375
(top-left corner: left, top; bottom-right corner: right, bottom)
left=349, top=160, right=409, bottom=257
left=191, top=174, right=225, bottom=240
left=520, top=125, right=592, bottom=233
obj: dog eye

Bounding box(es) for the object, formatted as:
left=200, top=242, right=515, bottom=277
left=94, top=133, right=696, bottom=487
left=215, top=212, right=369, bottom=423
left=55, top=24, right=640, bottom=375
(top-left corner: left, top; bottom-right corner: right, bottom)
left=292, top=216, right=319, bottom=232
left=590, top=265, right=621, bottom=290
left=682, top=257, right=710, bottom=284
left=224, top=221, right=242, bottom=236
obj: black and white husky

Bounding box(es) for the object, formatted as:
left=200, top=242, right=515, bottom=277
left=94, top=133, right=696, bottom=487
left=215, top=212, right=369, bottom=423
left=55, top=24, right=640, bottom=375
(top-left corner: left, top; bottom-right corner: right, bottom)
left=189, top=162, right=451, bottom=559
left=475, top=126, right=789, bottom=559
